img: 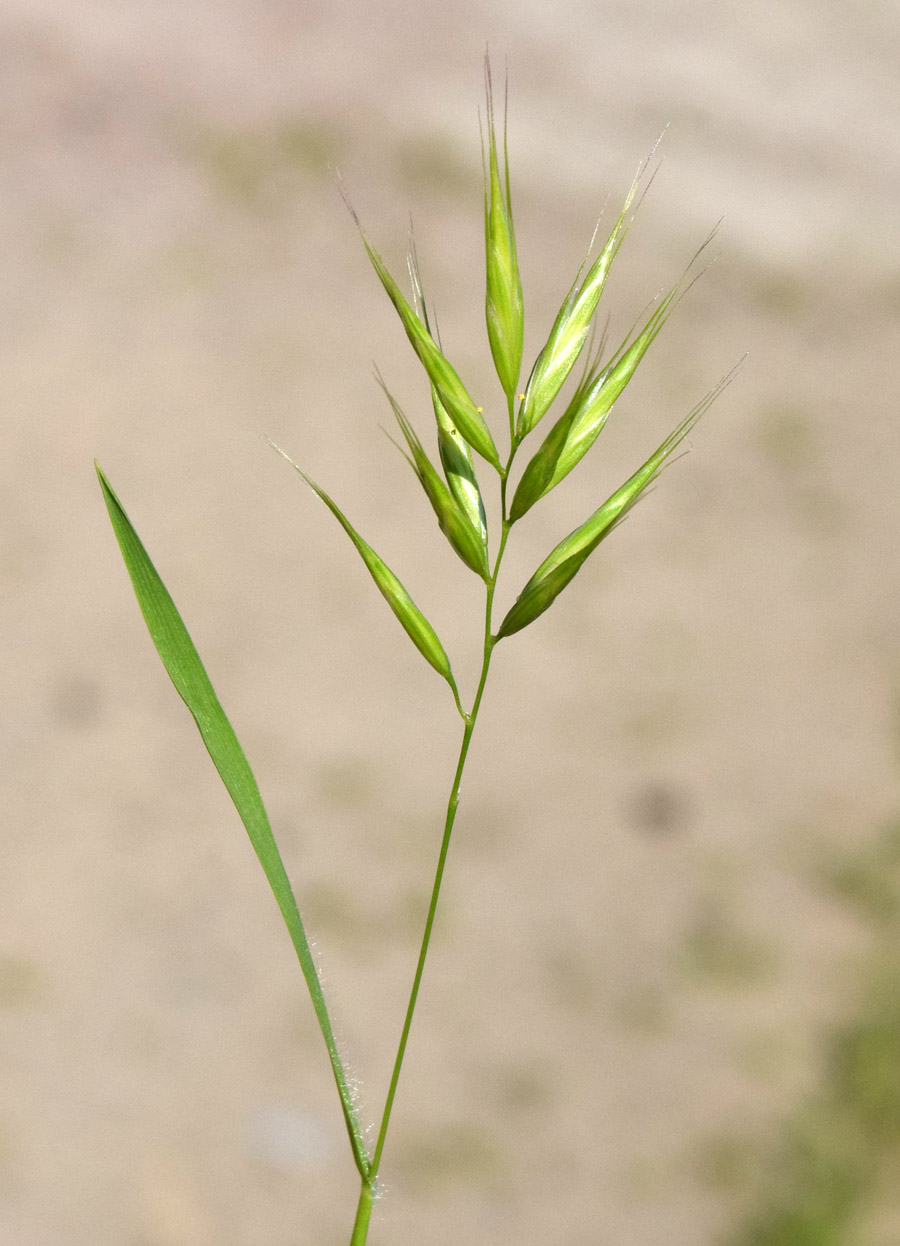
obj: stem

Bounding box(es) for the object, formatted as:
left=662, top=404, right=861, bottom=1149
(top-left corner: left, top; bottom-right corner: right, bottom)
left=507, top=387, right=518, bottom=445
left=348, top=422, right=522, bottom=1243
left=350, top=1180, right=375, bottom=1246
left=369, top=686, right=484, bottom=1179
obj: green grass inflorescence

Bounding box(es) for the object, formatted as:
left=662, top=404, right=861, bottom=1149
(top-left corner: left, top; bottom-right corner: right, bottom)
left=97, top=55, right=737, bottom=1245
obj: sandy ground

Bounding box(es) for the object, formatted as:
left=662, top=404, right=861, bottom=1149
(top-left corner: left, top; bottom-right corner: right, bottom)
left=2, top=2, right=900, bottom=1244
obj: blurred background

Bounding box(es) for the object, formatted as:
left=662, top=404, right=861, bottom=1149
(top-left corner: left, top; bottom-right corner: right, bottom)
left=2, top=2, right=900, bottom=1244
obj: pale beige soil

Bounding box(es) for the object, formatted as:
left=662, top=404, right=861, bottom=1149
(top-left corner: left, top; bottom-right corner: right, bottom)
left=2, top=3, right=900, bottom=1244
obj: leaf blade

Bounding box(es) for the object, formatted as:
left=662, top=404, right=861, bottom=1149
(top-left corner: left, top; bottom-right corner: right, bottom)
left=95, top=463, right=370, bottom=1177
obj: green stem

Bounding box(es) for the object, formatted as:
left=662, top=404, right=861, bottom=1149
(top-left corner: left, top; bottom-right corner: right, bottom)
left=369, top=680, right=485, bottom=1181
left=348, top=423, right=521, bottom=1244
left=349, top=1179, right=375, bottom=1246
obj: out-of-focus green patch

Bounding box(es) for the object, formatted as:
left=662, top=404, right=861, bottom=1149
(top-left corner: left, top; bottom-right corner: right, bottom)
left=0, top=955, right=43, bottom=1007
left=695, top=1131, right=761, bottom=1196
left=855, top=1166, right=900, bottom=1246
left=732, top=1029, right=797, bottom=1085
left=728, top=1110, right=866, bottom=1246
left=723, top=1039, right=894, bottom=1246
left=159, top=238, right=218, bottom=292
left=615, top=983, right=672, bottom=1035
left=755, top=405, right=817, bottom=473
left=276, top=120, right=343, bottom=171
left=187, top=118, right=344, bottom=207
left=392, top=131, right=476, bottom=197
left=395, top=1121, right=504, bottom=1191
left=725, top=818, right=900, bottom=1245
left=679, top=898, right=775, bottom=988
left=819, top=819, right=900, bottom=926
left=831, top=983, right=900, bottom=1145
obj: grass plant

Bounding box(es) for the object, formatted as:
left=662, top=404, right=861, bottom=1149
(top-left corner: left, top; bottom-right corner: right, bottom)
left=97, top=58, right=736, bottom=1244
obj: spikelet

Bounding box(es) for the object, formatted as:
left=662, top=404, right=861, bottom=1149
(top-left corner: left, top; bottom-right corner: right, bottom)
left=343, top=190, right=500, bottom=470
left=483, top=54, right=524, bottom=403
left=377, top=375, right=490, bottom=580
left=510, top=228, right=717, bottom=521
left=270, top=441, right=459, bottom=694
left=498, top=367, right=739, bottom=638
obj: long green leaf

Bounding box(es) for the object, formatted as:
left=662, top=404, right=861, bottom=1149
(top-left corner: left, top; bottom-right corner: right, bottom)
left=95, top=463, right=370, bottom=1179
